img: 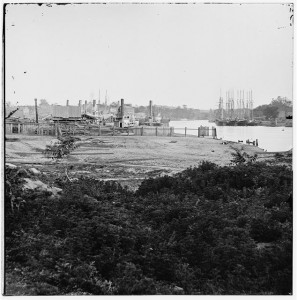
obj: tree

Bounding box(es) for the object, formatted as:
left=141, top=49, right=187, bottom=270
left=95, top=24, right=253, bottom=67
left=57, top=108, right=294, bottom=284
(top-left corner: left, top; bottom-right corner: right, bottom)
left=39, top=99, right=50, bottom=106
left=5, top=107, right=19, bottom=119
left=262, top=106, right=279, bottom=120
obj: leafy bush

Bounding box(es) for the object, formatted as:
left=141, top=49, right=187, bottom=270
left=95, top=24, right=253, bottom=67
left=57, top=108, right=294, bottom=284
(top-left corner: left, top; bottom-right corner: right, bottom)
left=5, top=160, right=292, bottom=295
left=43, top=136, right=80, bottom=159
left=230, top=147, right=258, bottom=165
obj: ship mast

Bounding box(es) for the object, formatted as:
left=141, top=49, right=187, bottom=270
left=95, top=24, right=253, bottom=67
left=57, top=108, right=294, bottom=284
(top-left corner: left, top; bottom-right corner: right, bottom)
left=219, top=89, right=224, bottom=120
left=251, top=90, right=254, bottom=120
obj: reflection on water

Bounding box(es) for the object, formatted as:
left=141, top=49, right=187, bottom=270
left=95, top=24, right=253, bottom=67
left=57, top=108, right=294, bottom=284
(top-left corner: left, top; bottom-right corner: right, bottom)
left=170, top=120, right=293, bottom=152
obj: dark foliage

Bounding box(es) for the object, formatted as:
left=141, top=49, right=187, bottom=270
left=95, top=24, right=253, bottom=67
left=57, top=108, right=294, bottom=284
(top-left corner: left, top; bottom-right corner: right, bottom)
left=5, top=160, right=292, bottom=295
left=43, top=136, right=80, bottom=159
left=253, top=97, right=292, bottom=120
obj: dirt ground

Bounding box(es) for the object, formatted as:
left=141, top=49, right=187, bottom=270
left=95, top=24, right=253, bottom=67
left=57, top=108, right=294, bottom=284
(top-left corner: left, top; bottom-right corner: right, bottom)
left=5, top=134, right=266, bottom=190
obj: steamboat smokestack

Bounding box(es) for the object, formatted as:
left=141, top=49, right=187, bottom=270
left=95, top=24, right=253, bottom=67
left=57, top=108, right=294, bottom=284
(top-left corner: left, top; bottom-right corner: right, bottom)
left=93, top=100, right=96, bottom=115
left=66, top=100, right=69, bottom=106
left=121, top=98, right=124, bottom=119
left=34, top=98, right=38, bottom=123
left=85, top=100, right=87, bottom=114
left=149, top=100, right=153, bottom=117
left=78, top=100, right=82, bottom=114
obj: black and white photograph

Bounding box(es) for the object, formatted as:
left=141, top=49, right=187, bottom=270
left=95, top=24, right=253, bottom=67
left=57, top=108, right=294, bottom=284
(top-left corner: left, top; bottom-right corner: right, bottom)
left=2, top=1, right=294, bottom=296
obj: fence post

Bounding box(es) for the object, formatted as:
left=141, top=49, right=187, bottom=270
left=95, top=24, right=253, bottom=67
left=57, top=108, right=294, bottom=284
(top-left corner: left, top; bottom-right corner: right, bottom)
left=18, top=123, right=20, bottom=134
left=58, top=125, right=62, bottom=138
left=213, top=127, right=217, bottom=139
left=155, top=127, right=158, bottom=136
left=185, top=127, right=187, bottom=137
left=113, top=126, right=115, bottom=136
left=198, top=127, right=200, bottom=137
left=141, top=126, right=144, bottom=136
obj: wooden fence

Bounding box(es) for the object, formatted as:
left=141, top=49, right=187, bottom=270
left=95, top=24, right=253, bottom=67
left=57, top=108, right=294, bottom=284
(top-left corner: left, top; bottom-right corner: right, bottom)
left=175, top=126, right=217, bottom=138
left=5, top=122, right=56, bottom=136
left=5, top=122, right=217, bottom=138
left=58, top=125, right=175, bottom=137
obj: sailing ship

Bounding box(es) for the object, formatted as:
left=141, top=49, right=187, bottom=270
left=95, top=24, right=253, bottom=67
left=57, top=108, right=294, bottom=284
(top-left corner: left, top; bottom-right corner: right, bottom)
left=214, top=89, right=257, bottom=126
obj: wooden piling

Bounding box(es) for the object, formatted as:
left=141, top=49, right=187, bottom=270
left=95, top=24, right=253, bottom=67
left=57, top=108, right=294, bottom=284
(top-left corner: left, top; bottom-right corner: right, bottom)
left=185, top=127, right=187, bottom=137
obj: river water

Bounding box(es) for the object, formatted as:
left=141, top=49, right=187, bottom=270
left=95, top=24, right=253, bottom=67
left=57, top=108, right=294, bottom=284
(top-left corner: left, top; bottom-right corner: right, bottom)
left=170, top=120, right=293, bottom=152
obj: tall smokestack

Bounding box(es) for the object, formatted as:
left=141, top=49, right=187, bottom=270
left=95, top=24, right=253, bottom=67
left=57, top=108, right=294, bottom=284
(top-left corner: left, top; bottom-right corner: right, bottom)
left=85, top=100, right=87, bottom=114
left=66, top=100, right=69, bottom=106
left=93, top=100, right=96, bottom=115
left=149, top=100, right=153, bottom=117
left=121, top=99, right=124, bottom=119
left=78, top=100, right=82, bottom=114
left=34, top=98, right=38, bottom=123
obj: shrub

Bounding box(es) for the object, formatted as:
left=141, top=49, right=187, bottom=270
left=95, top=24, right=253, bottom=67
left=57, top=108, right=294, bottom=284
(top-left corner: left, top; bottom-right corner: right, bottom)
left=5, top=160, right=292, bottom=295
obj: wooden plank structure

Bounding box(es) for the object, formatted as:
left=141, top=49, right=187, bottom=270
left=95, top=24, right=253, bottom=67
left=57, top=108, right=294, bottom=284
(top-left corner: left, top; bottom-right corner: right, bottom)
left=5, top=122, right=56, bottom=136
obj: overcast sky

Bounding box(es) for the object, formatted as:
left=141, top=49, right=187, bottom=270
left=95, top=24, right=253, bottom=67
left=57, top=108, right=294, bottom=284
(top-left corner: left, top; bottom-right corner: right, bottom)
left=5, top=3, right=294, bottom=109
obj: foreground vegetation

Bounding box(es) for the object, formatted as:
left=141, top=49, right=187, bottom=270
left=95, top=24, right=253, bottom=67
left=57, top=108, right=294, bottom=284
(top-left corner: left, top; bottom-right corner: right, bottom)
left=5, top=157, right=292, bottom=295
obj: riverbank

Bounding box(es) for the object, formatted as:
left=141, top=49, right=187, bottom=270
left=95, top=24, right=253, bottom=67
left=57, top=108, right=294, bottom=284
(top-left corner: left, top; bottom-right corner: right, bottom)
left=170, top=120, right=293, bottom=152
left=6, top=134, right=269, bottom=189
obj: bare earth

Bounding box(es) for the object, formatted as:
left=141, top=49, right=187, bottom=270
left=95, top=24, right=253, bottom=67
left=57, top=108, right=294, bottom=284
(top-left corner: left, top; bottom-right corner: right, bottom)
left=5, top=134, right=266, bottom=190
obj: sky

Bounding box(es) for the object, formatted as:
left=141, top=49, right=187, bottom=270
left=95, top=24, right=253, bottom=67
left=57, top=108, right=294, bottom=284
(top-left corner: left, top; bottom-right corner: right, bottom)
left=4, top=3, right=294, bottom=110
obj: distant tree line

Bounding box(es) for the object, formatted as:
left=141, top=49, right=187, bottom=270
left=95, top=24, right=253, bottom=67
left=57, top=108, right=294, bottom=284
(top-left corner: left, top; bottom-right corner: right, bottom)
left=253, top=97, right=292, bottom=120
left=134, top=105, right=209, bottom=120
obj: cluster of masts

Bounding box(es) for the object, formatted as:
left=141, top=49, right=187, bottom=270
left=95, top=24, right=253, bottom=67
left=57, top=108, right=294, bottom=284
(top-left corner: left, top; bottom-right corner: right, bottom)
left=218, top=89, right=254, bottom=120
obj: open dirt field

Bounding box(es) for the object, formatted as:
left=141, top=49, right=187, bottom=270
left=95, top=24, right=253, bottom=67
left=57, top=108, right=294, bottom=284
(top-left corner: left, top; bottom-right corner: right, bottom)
left=5, top=134, right=266, bottom=189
